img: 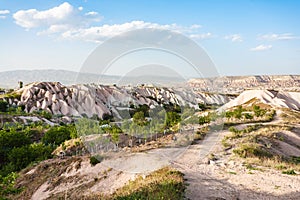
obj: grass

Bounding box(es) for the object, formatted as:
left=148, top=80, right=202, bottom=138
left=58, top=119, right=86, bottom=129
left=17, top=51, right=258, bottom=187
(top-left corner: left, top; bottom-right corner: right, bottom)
left=112, top=167, right=186, bottom=200
left=282, top=169, right=297, bottom=175
left=222, top=121, right=300, bottom=173
left=245, top=163, right=263, bottom=171
left=233, top=143, right=272, bottom=158
left=280, top=109, right=300, bottom=124
left=37, top=165, right=186, bottom=200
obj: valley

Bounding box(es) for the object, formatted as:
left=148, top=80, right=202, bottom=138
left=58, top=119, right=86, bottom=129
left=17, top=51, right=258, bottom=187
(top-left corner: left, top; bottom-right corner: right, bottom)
left=0, top=76, right=300, bottom=199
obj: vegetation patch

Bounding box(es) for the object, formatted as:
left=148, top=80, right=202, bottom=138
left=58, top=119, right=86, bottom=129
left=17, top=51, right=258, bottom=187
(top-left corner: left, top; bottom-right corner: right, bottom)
left=111, top=167, right=185, bottom=200
left=282, top=169, right=297, bottom=175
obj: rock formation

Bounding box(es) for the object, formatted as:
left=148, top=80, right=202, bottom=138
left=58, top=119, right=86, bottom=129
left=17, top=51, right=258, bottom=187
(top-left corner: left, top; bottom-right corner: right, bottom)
left=16, top=82, right=230, bottom=119
left=189, top=75, right=300, bottom=94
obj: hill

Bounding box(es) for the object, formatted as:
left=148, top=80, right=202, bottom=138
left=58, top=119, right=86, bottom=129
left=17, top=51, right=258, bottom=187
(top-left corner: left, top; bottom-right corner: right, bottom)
left=189, top=75, right=300, bottom=94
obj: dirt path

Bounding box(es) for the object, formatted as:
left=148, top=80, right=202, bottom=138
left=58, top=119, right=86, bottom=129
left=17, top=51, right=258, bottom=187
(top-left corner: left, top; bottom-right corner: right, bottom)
left=171, top=125, right=300, bottom=200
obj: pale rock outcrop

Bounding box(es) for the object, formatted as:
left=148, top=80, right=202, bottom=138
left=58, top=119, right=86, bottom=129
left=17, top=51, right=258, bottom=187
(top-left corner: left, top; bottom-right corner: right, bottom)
left=16, top=82, right=231, bottom=119
left=221, top=90, right=300, bottom=111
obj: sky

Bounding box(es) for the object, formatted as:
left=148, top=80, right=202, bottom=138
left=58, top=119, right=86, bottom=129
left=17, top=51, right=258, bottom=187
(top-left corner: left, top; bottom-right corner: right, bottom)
left=0, top=0, right=299, bottom=77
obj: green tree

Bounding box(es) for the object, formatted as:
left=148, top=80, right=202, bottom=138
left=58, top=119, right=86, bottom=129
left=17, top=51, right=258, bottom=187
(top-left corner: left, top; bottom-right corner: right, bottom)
left=0, top=100, right=8, bottom=112
left=0, top=172, right=22, bottom=196
left=199, top=115, right=211, bottom=125
left=0, top=129, right=31, bottom=166
left=133, top=111, right=148, bottom=126
left=233, top=106, right=244, bottom=119
left=253, top=105, right=262, bottom=117
left=41, top=126, right=71, bottom=145
left=164, top=111, right=181, bottom=128
left=198, top=103, right=208, bottom=111
left=244, top=113, right=253, bottom=120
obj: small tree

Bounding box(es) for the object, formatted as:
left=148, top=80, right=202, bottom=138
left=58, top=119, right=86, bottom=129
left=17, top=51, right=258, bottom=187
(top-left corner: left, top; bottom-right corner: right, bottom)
left=110, top=125, right=122, bottom=149
left=133, top=111, right=148, bottom=126
left=244, top=113, right=253, bottom=120
left=199, top=115, right=211, bottom=125
left=0, top=100, right=8, bottom=112
left=164, top=111, right=181, bottom=128
left=18, top=81, right=23, bottom=89
left=42, top=126, right=71, bottom=145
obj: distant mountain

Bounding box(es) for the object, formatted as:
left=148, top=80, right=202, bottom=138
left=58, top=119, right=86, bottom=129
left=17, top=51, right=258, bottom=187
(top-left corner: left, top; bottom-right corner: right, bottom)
left=0, top=69, right=187, bottom=89
left=1, top=70, right=299, bottom=94
left=189, top=75, right=300, bottom=94
left=0, top=70, right=119, bottom=88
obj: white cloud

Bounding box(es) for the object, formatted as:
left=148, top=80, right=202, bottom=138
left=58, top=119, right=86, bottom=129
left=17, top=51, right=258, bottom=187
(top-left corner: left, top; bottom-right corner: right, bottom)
left=0, top=10, right=10, bottom=15
left=13, top=2, right=100, bottom=30
left=61, top=21, right=202, bottom=43
left=260, top=33, right=298, bottom=41
left=189, top=33, right=212, bottom=40
left=250, top=44, right=272, bottom=51
left=224, top=34, right=242, bottom=42
left=85, top=11, right=98, bottom=16
left=0, top=9, right=10, bottom=19
left=12, top=2, right=203, bottom=43
left=13, top=2, right=74, bottom=29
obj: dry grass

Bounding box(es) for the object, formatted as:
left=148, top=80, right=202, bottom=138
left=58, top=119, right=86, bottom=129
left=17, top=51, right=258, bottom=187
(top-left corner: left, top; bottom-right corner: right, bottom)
left=223, top=123, right=300, bottom=173
left=243, top=156, right=300, bottom=172
left=85, top=167, right=186, bottom=200
left=281, top=109, right=300, bottom=124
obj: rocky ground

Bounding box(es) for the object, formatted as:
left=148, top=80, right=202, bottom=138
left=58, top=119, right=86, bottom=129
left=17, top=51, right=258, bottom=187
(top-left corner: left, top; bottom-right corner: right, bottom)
left=173, top=131, right=300, bottom=200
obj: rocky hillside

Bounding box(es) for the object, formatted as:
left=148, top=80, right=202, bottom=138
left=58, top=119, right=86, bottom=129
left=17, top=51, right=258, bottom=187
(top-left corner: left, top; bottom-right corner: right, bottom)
left=189, top=75, right=300, bottom=94
left=221, top=89, right=300, bottom=111
left=15, top=82, right=230, bottom=119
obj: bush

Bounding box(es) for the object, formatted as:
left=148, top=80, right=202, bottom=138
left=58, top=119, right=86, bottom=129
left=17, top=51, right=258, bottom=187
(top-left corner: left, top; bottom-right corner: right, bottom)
left=228, top=126, right=240, bottom=133
left=199, top=115, right=210, bottom=125
left=5, top=143, right=53, bottom=173
left=40, top=110, right=52, bottom=120
left=244, top=113, right=253, bottom=120
left=164, top=111, right=181, bottom=128
left=133, top=111, right=148, bottom=126
left=90, top=155, right=102, bottom=166
left=0, top=100, right=8, bottom=112
left=198, top=103, right=208, bottom=111
left=0, top=172, right=22, bottom=197
left=282, top=169, right=297, bottom=175
left=233, top=143, right=272, bottom=158
left=0, top=129, right=31, bottom=168
left=42, top=126, right=71, bottom=145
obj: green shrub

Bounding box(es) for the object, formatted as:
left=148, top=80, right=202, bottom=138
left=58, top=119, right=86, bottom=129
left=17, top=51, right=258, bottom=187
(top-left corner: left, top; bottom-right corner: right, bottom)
left=40, top=110, right=52, bottom=120
left=0, top=100, right=8, bottom=112
left=165, top=111, right=181, bottom=128
left=199, top=115, right=210, bottom=125
left=233, top=143, right=272, bottom=158
left=42, top=126, right=71, bottom=145
left=228, top=126, right=239, bottom=133
left=90, top=155, right=102, bottom=166
left=282, top=169, right=297, bottom=175
left=0, top=172, right=22, bottom=197
left=133, top=111, right=148, bottom=126
left=5, top=143, right=53, bottom=174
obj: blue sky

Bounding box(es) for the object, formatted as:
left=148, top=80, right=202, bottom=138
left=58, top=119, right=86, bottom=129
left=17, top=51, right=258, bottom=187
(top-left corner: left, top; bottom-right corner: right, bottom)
left=0, top=0, right=299, bottom=76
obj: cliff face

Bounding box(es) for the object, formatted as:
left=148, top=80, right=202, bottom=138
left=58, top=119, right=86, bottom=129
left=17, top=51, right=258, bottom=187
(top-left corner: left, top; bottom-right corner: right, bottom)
left=17, top=82, right=230, bottom=118
left=189, top=75, right=300, bottom=94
